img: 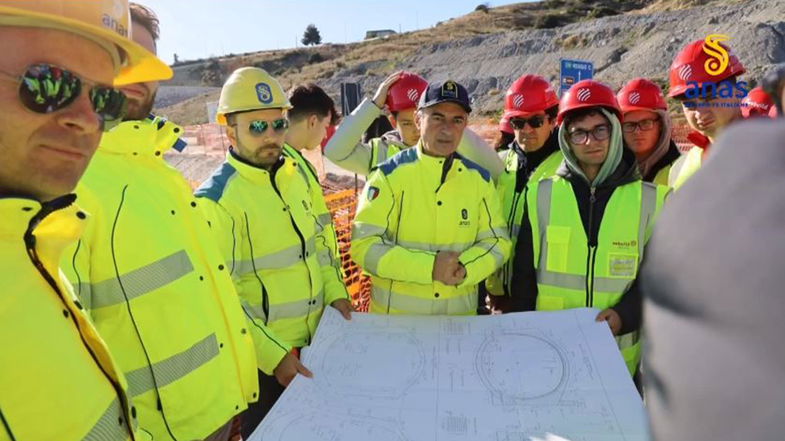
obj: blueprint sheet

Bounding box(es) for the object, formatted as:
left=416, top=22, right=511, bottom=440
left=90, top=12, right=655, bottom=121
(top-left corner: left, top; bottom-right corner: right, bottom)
left=250, top=308, right=650, bottom=441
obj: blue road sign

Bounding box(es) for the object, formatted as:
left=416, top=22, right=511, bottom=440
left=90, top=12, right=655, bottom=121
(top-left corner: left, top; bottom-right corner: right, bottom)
left=560, top=59, right=594, bottom=96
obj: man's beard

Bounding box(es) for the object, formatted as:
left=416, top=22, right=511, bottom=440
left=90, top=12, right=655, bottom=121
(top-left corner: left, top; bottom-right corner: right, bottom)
left=124, top=90, right=157, bottom=121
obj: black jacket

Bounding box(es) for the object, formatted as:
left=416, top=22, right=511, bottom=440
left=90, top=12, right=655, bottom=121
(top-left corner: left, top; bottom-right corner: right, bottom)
left=509, top=147, right=644, bottom=334
left=509, top=130, right=561, bottom=194
left=643, top=140, right=681, bottom=183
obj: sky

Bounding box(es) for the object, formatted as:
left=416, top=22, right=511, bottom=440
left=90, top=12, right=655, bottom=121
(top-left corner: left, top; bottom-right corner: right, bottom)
left=148, top=0, right=523, bottom=64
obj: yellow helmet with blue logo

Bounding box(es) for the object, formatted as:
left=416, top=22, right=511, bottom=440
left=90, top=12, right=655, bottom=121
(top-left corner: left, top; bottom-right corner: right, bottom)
left=216, top=67, right=291, bottom=125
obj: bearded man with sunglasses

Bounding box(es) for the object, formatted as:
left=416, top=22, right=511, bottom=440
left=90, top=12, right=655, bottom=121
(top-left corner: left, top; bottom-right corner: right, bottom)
left=0, top=1, right=174, bottom=440
left=509, top=80, right=670, bottom=383
left=62, top=7, right=308, bottom=441
left=484, top=74, right=563, bottom=313
left=196, top=67, right=351, bottom=438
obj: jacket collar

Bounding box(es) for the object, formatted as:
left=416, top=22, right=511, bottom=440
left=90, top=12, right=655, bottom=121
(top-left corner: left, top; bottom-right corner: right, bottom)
left=227, top=147, right=289, bottom=185
left=99, top=115, right=187, bottom=156
left=0, top=194, right=86, bottom=265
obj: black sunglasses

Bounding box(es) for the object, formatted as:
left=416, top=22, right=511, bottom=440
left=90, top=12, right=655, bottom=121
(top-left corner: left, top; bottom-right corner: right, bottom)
left=0, top=64, right=127, bottom=131
left=248, top=118, right=289, bottom=135
left=510, top=115, right=546, bottom=130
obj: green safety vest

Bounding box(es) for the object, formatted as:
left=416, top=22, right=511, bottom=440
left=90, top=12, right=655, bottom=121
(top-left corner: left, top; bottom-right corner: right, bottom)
left=485, top=148, right=563, bottom=296
left=527, top=176, right=669, bottom=374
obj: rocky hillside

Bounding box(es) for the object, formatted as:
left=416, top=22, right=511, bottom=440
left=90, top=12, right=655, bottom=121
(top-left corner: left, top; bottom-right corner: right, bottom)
left=158, top=0, right=785, bottom=124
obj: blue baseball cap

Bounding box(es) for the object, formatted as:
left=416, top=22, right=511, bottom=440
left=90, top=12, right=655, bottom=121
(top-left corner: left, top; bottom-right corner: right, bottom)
left=418, top=80, right=472, bottom=113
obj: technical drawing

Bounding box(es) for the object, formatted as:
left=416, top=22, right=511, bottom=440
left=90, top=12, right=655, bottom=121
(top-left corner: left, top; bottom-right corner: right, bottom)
left=251, top=308, right=650, bottom=441
left=476, top=332, right=569, bottom=405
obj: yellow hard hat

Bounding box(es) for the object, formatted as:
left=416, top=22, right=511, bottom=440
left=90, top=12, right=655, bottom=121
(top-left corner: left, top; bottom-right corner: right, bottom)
left=0, top=0, right=172, bottom=86
left=216, top=67, right=291, bottom=126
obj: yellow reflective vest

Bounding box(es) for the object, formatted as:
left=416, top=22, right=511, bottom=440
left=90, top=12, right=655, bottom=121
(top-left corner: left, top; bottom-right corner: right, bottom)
left=485, top=146, right=562, bottom=297
left=1, top=195, right=136, bottom=441
left=64, top=117, right=289, bottom=441
left=351, top=143, right=512, bottom=315
left=527, top=176, right=669, bottom=374
left=282, top=144, right=341, bottom=265
left=669, top=146, right=703, bottom=189
left=196, top=149, right=349, bottom=348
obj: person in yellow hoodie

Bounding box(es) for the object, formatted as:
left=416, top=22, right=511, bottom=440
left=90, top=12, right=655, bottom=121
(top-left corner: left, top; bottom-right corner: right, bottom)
left=64, top=5, right=309, bottom=441
left=0, top=1, right=171, bottom=440
left=196, top=67, right=352, bottom=437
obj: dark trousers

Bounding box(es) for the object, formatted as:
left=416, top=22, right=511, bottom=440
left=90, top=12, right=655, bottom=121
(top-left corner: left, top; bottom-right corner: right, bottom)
left=240, top=370, right=285, bottom=439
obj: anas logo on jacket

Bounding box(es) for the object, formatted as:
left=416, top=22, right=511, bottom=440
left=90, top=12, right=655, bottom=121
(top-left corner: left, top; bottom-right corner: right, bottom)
left=256, top=82, right=273, bottom=104
left=459, top=208, right=471, bottom=227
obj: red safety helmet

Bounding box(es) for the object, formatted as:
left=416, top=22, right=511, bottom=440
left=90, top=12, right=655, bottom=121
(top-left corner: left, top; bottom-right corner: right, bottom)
left=504, top=74, right=559, bottom=117
left=386, top=71, right=428, bottom=113
left=668, top=37, right=746, bottom=98
left=499, top=112, right=514, bottom=135
left=741, top=86, right=776, bottom=119
left=557, top=79, right=621, bottom=125
left=617, top=78, right=667, bottom=113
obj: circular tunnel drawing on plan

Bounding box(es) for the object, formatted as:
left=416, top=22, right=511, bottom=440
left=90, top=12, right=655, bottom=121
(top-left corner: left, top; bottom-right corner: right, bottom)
left=476, top=332, right=568, bottom=403
left=315, top=330, right=425, bottom=398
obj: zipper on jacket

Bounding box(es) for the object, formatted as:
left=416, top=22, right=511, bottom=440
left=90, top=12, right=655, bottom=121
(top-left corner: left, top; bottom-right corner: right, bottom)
left=503, top=184, right=526, bottom=296
left=243, top=212, right=271, bottom=326
left=23, top=205, right=136, bottom=440
left=434, top=155, right=454, bottom=193
left=585, top=186, right=597, bottom=307
left=269, top=166, right=316, bottom=344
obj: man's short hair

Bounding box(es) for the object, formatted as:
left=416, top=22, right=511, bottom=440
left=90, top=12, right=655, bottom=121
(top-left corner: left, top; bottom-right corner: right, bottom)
left=287, top=83, right=338, bottom=123
left=564, top=108, right=609, bottom=130
left=130, top=3, right=160, bottom=42
left=545, top=104, right=559, bottom=121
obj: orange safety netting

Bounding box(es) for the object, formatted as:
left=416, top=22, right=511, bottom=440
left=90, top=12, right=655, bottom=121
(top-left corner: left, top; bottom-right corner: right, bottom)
left=323, top=187, right=372, bottom=312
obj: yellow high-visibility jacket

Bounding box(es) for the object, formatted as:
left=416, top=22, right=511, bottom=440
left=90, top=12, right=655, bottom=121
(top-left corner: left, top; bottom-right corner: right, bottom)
left=669, top=146, right=703, bottom=189
left=196, top=149, right=349, bottom=348
left=65, top=117, right=290, bottom=441
left=282, top=144, right=340, bottom=266
left=1, top=195, right=136, bottom=441
left=352, top=143, right=511, bottom=315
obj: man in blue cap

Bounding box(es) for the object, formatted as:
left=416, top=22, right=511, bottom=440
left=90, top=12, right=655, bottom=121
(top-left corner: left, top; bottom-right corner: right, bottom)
left=351, top=80, right=511, bottom=315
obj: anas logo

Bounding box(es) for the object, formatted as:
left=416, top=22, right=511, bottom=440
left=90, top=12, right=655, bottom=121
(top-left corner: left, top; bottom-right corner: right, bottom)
left=367, top=186, right=380, bottom=201
left=255, top=82, right=273, bottom=104
left=407, top=88, right=420, bottom=102
left=459, top=208, right=471, bottom=227
left=628, top=91, right=641, bottom=105
left=577, top=88, right=592, bottom=102
left=442, top=81, right=458, bottom=98
left=512, top=94, right=525, bottom=109
left=703, top=34, right=730, bottom=77
left=101, top=14, right=128, bottom=37
left=683, top=34, right=749, bottom=104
